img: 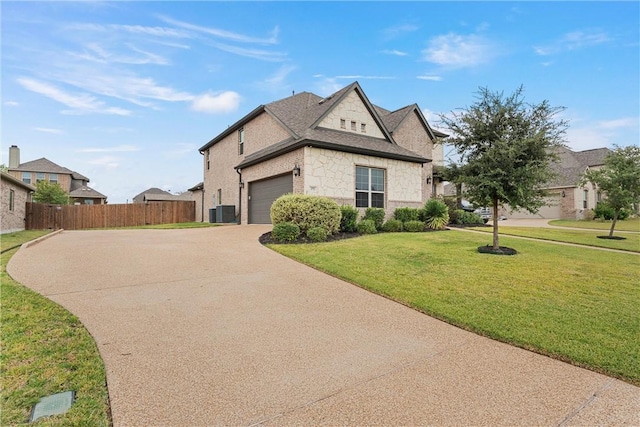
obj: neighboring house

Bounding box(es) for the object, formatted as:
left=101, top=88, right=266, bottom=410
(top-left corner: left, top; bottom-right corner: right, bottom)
left=133, top=185, right=203, bottom=221
left=132, top=187, right=173, bottom=203
left=503, top=146, right=611, bottom=219
left=198, top=81, right=447, bottom=224
left=7, top=145, right=107, bottom=205
left=1, top=171, right=36, bottom=234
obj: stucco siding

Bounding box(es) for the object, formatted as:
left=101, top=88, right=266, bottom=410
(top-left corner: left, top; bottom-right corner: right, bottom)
left=317, top=91, right=385, bottom=139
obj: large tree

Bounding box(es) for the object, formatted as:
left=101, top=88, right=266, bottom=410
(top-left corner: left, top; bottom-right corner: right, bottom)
left=33, top=180, right=69, bottom=204
left=581, top=145, right=640, bottom=237
left=440, top=86, right=568, bottom=252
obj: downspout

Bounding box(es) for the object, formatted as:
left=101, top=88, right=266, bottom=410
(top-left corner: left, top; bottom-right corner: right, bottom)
left=201, top=188, right=205, bottom=223
left=236, top=168, right=242, bottom=225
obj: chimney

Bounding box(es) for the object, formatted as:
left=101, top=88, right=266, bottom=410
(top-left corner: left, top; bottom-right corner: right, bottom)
left=8, top=145, right=20, bottom=169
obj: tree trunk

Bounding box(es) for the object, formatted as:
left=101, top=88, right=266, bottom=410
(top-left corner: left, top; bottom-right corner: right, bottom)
left=456, top=183, right=463, bottom=209
left=609, top=209, right=619, bottom=237
left=492, top=197, right=499, bottom=250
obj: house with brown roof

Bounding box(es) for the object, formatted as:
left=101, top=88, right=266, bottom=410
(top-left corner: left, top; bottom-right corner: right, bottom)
left=1, top=171, right=36, bottom=234
left=7, top=145, right=107, bottom=205
left=504, top=146, right=611, bottom=219
left=198, top=81, right=446, bottom=224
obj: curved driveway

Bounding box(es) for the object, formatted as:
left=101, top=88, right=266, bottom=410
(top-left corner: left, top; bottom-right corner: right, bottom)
left=8, top=226, right=639, bottom=426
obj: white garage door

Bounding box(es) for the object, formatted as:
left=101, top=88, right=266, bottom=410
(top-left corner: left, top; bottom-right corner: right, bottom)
left=248, top=174, right=293, bottom=224
left=508, top=194, right=562, bottom=219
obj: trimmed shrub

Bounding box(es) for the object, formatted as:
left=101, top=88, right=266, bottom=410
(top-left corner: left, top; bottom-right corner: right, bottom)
left=357, top=219, right=377, bottom=234
left=393, top=207, right=420, bottom=223
left=306, top=226, right=328, bottom=242
left=272, top=222, right=300, bottom=243
left=363, top=207, right=385, bottom=230
left=270, top=194, right=341, bottom=234
left=403, top=220, right=425, bottom=232
left=382, top=219, right=403, bottom=232
left=340, top=205, right=359, bottom=233
left=423, top=198, right=449, bottom=229
left=594, top=202, right=630, bottom=221
left=451, top=209, right=484, bottom=225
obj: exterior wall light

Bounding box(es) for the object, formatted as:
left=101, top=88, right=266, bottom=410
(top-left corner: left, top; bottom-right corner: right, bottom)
left=561, top=191, right=565, bottom=197
left=426, top=176, right=432, bottom=184
left=293, top=164, right=301, bottom=177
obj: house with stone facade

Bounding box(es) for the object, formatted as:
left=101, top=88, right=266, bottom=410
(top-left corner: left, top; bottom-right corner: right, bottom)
left=198, top=81, right=446, bottom=224
left=1, top=171, right=36, bottom=234
left=503, top=146, right=611, bottom=219
left=7, top=145, right=107, bottom=205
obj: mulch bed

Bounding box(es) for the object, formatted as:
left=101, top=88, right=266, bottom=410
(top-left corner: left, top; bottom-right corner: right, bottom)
left=477, top=245, right=518, bottom=255
left=597, top=235, right=627, bottom=240
left=259, top=231, right=361, bottom=245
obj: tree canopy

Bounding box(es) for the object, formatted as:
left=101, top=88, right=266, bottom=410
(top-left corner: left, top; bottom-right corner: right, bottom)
left=581, top=145, right=640, bottom=237
left=33, top=181, right=69, bottom=204
left=440, top=86, right=568, bottom=251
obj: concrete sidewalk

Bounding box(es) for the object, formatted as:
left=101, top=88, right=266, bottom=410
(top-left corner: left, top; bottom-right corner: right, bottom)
left=7, top=226, right=639, bottom=426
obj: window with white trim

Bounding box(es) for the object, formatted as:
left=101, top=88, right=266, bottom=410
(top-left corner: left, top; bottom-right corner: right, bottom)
left=22, top=172, right=31, bottom=184
left=49, top=173, right=58, bottom=184
left=36, top=172, right=45, bottom=183
left=583, top=189, right=588, bottom=209
left=238, top=127, right=245, bottom=155
left=355, top=166, right=385, bottom=208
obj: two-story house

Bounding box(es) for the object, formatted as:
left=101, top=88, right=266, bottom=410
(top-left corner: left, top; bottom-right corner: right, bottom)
left=199, top=81, right=446, bottom=224
left=7, top=145, right=107, bottom=205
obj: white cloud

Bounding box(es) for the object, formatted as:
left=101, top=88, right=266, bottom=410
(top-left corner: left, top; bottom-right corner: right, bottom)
left=208, top=41, right=288, bottom=62
left=382, top=24, right=419, bottom=40
left=422, top=33, right=496, bottom=68
left=87, top=155, right=120, bottom=170
left=17, top=77, right=132, bottom=116
left=77, top=145, right=140, bottom=153
left=564, top=116, right=639, bottom=151
left=34, top=127, right=64, bottom=134
left=158, top=15, right=279, bottom=44
left=66, top=23, right=191, bottom=39
left=73, top=42, right=169, bottom=65
left=417, top=75, right=442, bottom=81
left=381, top=49, right=409, bottom=56
left=191, top=91, right=240, bottom=114
left=534, top=29, right=611, bottom=55
left=4, top=100, right=19, bottom=106
left=334, top=75, right=395, bottom=80
left=313, top=77, right=342, bottom=97
left=597, top=117, right=638, bottom=130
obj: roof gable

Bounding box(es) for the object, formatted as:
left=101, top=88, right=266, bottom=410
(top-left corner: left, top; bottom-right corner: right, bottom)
left=547, top=146, right=612, bottom=187
left=69, top=185, right=107, bottom=199
left=10, top=157, right=89, bottom=181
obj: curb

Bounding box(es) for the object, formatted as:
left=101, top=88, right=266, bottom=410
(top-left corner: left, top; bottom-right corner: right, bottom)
left=21, top=229, right=65, bottom=250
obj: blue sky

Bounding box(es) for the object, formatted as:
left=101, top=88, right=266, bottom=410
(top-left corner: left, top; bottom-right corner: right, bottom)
left=2, top=1, right=638, bottom=203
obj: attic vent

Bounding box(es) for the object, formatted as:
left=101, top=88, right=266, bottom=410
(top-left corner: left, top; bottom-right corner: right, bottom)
left=318, top=95, right=334, bottom=105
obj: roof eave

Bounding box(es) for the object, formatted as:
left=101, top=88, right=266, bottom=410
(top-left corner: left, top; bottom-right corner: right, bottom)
left=198, top=105, right=266, bottom=153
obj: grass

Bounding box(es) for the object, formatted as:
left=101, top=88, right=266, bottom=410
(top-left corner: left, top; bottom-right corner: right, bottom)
left=468, top=226, right=640, bottom=253
left=1, top=231, right=111, bottom=426
left=268, top=231, right=640, bottom=385
left=549, top=218, right=640, bottom=232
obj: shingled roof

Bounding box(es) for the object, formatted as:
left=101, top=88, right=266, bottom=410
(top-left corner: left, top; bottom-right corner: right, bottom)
left=547, top=147, right=611, bottom=188
left=10, top=158, right=89, bottom=181
left=200, top=82, right=446, bottom=168
left=69, top=185, right=107, bottom=199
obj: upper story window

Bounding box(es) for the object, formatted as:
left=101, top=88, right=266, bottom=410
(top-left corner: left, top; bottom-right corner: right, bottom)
left=36, top=172, right=45, bottom=183
left=238, top=127, right=245, bottom=155
left=583, top=189, right=588, bottom=209
left=22, top=172, right=31, bottom=184
left=355, top=166, right=385, bottom=208
left=49, top=173, right=58, bottom=184
left=206, top=149, right=210, bottom=170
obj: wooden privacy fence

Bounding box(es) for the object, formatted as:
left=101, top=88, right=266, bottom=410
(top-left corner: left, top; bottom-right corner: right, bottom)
left=25, top=201, right=196, bottom=230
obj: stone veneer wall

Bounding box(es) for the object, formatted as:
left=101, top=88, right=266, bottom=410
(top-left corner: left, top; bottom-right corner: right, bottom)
left=1, top=178, right=31, bottom=233
left=304, top=147, right=422, bottom=218
left=317, top=91, right=385, bottom=139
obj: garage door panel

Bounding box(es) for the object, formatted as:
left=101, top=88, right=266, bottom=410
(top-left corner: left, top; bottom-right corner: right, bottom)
left=248, top=174, right=293, bottom=224
left=508, top=195, right=562, bottom=219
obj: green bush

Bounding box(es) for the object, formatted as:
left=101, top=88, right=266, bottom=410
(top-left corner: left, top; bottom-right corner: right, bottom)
left=593, top=202, right=630, bottom=221
left=271, top=194, right=341, bottom=234
left=357, top=219, right=377, bottom=234
left=423, top=198, right=450, bottom=229
left=451, top=209, right=484, bottom=225
left=403, top=220, right=425, bottom=232
left=340, top=205, right=359, bottom=233
left=306, top=226, right=328, bottom=242
left=363, top=208, right=385, bottom=230
left=382, top=219, right=403, bottom=232
left=393, top=207, right=421, bottom=223
left=272, top=222, right=301, bottom=243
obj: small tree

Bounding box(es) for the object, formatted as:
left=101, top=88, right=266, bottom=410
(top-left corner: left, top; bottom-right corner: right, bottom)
left=440, top=86, right=568, bottom=252
left=33, top=181, right=69, bottom=204
left=581, top=145, right=640, bottom=237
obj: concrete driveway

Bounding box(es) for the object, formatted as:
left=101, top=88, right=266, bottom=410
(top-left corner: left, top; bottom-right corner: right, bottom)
left=7, top=226, right=639, bottom=426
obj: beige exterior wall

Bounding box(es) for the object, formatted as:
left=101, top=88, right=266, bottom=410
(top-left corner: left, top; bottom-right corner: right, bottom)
left=305, top=147, right=423, bottom=219
left=7, top=171, right=72, bottom=193
left=1, top=177, right=32, bottom=234
left=244, top=112, right=292, bottom=155
left=317, top=91, right=386, bottom=139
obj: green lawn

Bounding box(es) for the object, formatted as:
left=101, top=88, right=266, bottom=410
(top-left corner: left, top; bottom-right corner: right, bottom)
left=468, top=226, right=640, bottom=253
left=1, top=231, right=111, bottom=426
left=549, top=218, right=640, bottom=232
left=269, top=231, right=640, bottom=385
